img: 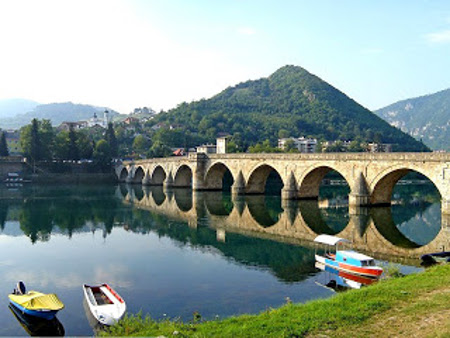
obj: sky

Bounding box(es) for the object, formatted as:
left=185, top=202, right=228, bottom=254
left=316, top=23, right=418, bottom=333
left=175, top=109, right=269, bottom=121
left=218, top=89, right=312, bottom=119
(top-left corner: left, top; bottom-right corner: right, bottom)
left=0, top=0, right=450, bottom=114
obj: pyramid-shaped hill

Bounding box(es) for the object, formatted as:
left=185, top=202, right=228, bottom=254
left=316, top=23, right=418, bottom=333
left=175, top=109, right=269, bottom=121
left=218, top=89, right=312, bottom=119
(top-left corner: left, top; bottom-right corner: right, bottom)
left=156, top=65, right=428, bottom=152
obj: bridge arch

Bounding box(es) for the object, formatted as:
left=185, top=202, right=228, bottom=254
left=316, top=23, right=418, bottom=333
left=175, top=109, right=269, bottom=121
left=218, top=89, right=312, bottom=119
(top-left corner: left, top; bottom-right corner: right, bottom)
left=246, top=164, right=284, bottom=195
left=119, top=167, right=128, bottom=182
left=131, top=166, right=145, bottom=184
left=174, top=165, right=193, bottom=188
left=204, top=162, right=234, bottom=190
left=298, top=166, right=349, bottom=199
left=151, top=166, right=167, bottom=185
left=370, top=167, right=442, bottom=205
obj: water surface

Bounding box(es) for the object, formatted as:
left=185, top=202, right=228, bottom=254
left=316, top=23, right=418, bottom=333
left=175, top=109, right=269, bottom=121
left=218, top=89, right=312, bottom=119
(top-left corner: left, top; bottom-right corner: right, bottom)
left=0, top=183, right=442, bottom=336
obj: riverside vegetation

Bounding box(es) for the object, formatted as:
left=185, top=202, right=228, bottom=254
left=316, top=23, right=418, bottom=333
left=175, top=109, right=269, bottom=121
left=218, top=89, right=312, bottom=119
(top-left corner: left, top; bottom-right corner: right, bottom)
left=101, top=264, right=450, bottom=337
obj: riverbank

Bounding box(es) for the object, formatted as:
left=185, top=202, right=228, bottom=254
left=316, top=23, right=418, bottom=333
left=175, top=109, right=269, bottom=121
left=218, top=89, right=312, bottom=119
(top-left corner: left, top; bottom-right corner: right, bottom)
left=29, top=172, right=116, bottom=184
left=101, top=264, right=450, bottom=337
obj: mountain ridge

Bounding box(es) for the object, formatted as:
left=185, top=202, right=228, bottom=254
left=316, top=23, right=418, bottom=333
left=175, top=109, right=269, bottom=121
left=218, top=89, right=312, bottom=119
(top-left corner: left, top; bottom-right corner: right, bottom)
left=155, top=65, right=428, bottom=152
left=0, top=98, right=39, bottom=119
left=0, top=101, right=120, bottom=129
left=374, top=88, right=450, bottom=151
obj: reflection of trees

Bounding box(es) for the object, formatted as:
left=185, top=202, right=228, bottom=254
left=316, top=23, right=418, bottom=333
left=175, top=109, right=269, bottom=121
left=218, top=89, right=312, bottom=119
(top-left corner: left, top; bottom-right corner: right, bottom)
left=204, top=191, right=233, bottom=216
left=19, top=200, right=54, bottom=244
left=0, top=201, right=8, bottom=230
left=298, top=200, right=348, bottom=235
left=246, top=195, right=283, bottom=227
left=319, top=184, right=350, bottom=200
left=16, top=185, right=122, bottom=243
left=124, top=212, right=316, bottom=283
left=392, top=183, right=441, bottom=204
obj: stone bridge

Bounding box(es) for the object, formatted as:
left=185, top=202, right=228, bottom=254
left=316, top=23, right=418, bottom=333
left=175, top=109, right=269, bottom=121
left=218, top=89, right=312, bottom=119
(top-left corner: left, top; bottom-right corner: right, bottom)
left=119, top=186, right=450, bottom=262
left=116, top=152, right=450, bottom=215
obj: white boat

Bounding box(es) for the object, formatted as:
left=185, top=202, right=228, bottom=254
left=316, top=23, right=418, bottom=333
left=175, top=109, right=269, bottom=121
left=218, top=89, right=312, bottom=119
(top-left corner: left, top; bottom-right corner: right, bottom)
left=82, top=284, right=126, bottom=326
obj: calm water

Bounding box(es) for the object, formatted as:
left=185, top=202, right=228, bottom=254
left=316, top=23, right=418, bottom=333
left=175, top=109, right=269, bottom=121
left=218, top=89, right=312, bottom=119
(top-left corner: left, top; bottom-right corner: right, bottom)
left=0, top=182, right=442, bottom=336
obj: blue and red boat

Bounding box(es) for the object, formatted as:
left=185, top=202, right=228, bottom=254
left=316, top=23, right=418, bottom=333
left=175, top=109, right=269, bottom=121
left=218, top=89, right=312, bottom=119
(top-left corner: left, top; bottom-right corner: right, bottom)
left=314, top=235, right=383, bottom=278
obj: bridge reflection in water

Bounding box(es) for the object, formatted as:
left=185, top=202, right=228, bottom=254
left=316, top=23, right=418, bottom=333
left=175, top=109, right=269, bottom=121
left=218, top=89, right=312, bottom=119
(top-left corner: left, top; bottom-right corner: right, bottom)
left=120, top=184, right=449, bottom=264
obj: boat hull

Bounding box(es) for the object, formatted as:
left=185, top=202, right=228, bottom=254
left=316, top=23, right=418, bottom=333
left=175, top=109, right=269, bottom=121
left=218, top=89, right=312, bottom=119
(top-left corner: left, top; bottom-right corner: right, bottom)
left=83, top=284, right=126, bottom=326
left=9, top=300, right=59, bottom=320
left=316, top=255, right=383, bottom=278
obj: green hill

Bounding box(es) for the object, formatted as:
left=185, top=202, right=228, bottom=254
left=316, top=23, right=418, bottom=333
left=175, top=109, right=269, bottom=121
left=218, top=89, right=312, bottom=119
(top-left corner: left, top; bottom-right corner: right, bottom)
left=375, top=88, right=450, bottom=151
left=154, top=65, right=428, bottom=152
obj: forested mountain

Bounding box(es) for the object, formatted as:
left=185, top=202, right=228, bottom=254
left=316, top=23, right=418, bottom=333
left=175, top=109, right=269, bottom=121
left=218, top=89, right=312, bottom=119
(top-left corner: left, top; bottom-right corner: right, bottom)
left=0, top=102, right=120, bottom=129
left=153, top=65, right=428, bottom=151
left=375, top=88, right=450, bottom=151
left=0, top=98, right=39, bottom=119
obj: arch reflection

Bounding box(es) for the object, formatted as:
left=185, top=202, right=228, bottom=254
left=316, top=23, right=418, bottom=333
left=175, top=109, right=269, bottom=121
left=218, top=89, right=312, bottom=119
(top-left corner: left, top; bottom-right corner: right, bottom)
left=1, top=183, right=446, bottom=262
left=246, top=195, right=283, bottom=228
left=122, top=185, right=446, bottom=259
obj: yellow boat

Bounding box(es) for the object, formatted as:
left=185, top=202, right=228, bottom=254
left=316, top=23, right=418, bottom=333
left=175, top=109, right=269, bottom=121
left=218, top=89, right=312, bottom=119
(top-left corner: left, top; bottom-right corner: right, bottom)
left=8, top=281, right=64, bottom=320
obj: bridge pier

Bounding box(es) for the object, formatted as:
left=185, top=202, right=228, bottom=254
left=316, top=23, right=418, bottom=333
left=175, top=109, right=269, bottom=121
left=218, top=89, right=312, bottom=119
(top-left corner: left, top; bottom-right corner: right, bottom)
left=348, top=172, right=370, bottom=208
left=142, top=173, right=152, bottom=185
left=163, top=172, right=174, bottom=190
left=442, top=199, right=450, bottom=216
left=443, top=213, right=450, bottom=228
left=231, top=171, right=246, bottom=196
left=281, top=171, right=298, bottom=200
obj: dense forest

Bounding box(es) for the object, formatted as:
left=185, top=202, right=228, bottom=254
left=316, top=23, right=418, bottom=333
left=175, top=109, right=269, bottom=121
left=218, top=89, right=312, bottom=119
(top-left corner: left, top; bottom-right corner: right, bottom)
left=151, top=65, right=428, bottom=152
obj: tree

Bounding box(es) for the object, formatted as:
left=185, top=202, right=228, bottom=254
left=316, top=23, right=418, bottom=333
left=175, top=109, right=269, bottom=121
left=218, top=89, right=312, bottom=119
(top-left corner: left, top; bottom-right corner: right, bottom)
left=105, top=122, right=118, bottom=158
left=30, top=118, right=41, bottom=161
left=77, top=131, right=93, bottom=159
left=278, top=129, right=290, bottom=139
left=20, top=119, right=55, bottom=161
left=132, top=134, right=150, bottom=156
left=283, top=139, right=297, bottom=152
left=54, top=132, right=70, bottom=160
left=68, top=125, right=79, bottom=161
left=0, top=132, right=9, bottom=156
left=93, top=139, right=111, bottom=166
left=39, top=119, right=54, bottom=160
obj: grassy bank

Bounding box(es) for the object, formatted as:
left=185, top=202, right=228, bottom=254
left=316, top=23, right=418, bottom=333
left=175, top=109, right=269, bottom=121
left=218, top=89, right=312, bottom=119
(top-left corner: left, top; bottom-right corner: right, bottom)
left=101, top=265, right=450, bottom=337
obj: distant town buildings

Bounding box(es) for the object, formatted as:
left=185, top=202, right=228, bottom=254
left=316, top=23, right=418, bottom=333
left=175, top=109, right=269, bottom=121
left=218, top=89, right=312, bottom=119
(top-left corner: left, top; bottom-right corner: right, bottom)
left=367, top=142, right=393, bottom=153
left=278, top=137, right=318, bottom=153
left=58, top=110, right=110, bottom=131
left=216, top=136, right=230, bottom=154
left=3, top=130, right=21, bottom=154
left=196, top=144, right=217, bottom=154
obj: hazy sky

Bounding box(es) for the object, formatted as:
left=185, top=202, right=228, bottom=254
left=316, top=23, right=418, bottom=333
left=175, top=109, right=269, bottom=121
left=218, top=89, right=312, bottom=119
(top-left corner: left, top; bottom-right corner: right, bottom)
left=0, top=0, right=449, bottom=113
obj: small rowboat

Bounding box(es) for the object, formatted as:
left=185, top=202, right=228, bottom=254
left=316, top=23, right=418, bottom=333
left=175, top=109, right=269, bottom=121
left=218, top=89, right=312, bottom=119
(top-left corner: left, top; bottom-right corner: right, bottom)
left=314, top=235, right=383, bottom=278
left=8, top=281, right=64, bottom=320
left=83, top=284, right=126, bottom=326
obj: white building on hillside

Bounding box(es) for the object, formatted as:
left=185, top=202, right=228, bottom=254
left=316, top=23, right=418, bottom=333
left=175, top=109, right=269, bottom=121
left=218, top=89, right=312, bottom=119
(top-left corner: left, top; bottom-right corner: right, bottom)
left=278, top=137, right=317, bottom=153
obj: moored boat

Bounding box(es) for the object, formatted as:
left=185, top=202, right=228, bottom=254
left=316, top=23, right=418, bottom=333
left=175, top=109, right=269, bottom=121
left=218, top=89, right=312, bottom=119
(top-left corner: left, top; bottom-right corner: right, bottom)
left=9, top=303, right=65, bottom=336
left=8, top=281, right=64, bottom=320
left=83, top=283, right=126, bottom=326
left=314, top=234, right=383, bottom=278
left=315, top=262, right=378, bottom=290
left=420, top=251, right=450, bottom=265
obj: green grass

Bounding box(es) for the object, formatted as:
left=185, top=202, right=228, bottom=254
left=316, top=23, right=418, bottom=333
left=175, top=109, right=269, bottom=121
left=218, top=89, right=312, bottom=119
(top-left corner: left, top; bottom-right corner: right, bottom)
left=100, top=265, right=450, bottom=337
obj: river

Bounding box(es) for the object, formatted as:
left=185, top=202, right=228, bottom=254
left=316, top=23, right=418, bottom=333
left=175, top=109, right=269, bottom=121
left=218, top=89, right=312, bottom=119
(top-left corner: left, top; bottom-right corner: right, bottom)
left=0, top=181, right=443, bottom=336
